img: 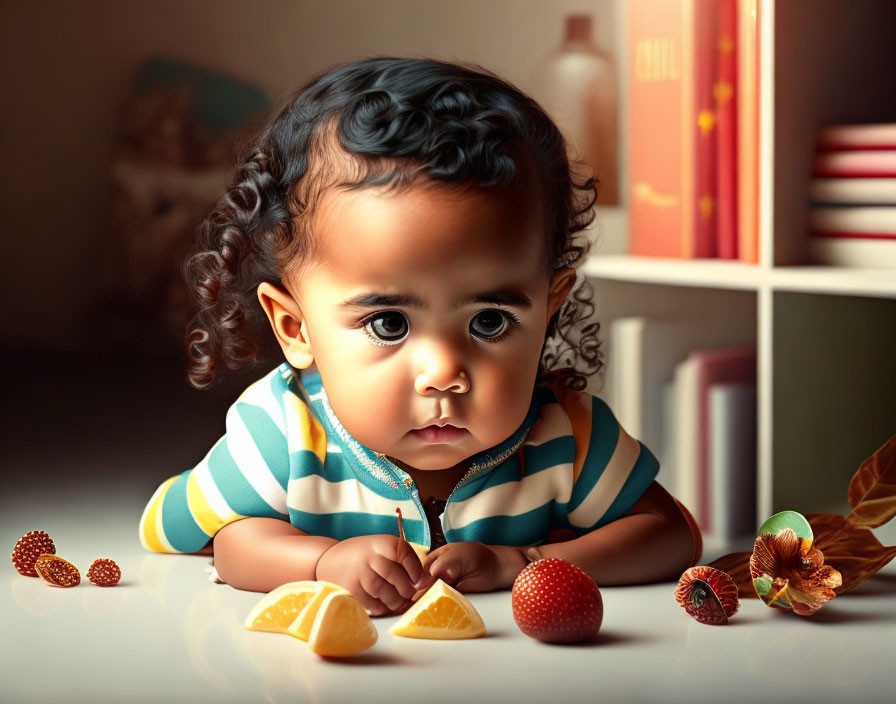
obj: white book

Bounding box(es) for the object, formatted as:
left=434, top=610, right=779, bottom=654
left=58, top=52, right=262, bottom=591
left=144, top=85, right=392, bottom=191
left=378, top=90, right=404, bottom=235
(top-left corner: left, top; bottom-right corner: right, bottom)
left=816, top=123, right=896, bottom=148
left=808, top=178, right=896, bottom=205
left=808, top=236, right=896, bottom=269
left=673, top=347, right=756, bottom=531
left=607, top=316, right=752, bottom=460
left=656, top=381, right=677, bottom=495
left=674, top=355, right=702, bottom=523
left=809, top=206, right=896, bottom=235
left=708, top=382, right=757, bottom=543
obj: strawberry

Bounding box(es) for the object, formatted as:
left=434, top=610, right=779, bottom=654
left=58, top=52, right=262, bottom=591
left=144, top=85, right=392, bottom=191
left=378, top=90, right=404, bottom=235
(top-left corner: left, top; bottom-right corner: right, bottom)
left=511, top=557, right=603, bottom=643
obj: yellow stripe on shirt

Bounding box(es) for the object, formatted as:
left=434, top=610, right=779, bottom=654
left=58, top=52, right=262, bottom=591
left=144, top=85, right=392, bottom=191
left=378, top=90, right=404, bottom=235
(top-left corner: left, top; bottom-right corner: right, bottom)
left=186, top=469, right=225, bottom=537
left=286, top=393, right=328, bottom=464
left=555, top=385, right=592, bottom=483
left=139, top=475, right=178, bottom=552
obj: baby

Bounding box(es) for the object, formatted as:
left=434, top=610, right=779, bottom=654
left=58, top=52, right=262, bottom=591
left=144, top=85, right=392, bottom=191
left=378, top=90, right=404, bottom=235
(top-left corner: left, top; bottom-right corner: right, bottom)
left=139, top=56, right=700, bottom=616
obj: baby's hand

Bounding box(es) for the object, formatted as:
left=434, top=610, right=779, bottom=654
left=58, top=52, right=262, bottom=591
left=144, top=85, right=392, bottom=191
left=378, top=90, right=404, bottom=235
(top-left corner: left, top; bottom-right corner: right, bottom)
left=423, top=542, right=504, bottom=592
left=315, top=534, right=433, bottom=616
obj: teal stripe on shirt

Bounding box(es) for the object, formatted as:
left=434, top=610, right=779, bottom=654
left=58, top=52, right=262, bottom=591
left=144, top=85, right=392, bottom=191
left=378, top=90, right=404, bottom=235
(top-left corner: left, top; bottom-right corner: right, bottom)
left=161, top=471, right=212, bottom=552
left=444, top=503, right=553, bottom=547
left=593, top=441, right=659, bottom=528
left=237, top=402, right=289, bottom=487
left=289, top=509, right=423, bottom=543
left=521, top=436, right=576, bottom=474
left=208, top=440, right=287, bottom=518
left=567, top=396, right=619, bottom=512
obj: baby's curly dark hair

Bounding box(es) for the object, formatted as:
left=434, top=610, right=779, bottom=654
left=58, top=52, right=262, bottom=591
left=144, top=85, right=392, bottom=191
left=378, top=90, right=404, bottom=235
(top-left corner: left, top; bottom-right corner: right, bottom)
left=185, top=56, right=603, bottom=391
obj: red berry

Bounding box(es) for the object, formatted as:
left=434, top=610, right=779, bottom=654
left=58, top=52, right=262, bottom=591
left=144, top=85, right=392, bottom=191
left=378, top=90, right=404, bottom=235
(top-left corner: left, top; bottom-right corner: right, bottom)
left=11, top=530, right=56, bottom=577
left=511, top=557, right=603, bottom=643
left=34, top=554, right=80, bottom=588
left=87, top=558, right=121, bottom=586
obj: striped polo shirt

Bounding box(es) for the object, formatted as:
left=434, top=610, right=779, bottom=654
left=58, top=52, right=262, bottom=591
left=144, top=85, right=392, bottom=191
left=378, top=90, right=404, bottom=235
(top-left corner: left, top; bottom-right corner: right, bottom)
left=139, top=363, right=659, bottom=553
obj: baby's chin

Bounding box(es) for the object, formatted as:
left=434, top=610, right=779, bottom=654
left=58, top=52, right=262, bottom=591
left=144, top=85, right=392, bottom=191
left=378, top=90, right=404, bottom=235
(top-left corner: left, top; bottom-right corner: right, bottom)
left=385, top=446, right=475, bottom=473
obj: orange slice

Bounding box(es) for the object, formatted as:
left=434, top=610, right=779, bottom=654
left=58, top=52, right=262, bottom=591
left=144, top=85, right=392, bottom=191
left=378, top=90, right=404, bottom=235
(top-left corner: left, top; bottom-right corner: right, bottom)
left=244, top=581, right=343, bottom=634
left=285, top=581, right=347, bottom=640
left=388, top=579, right=486, bottom=639
left=307, top=591, right=378, bottom=657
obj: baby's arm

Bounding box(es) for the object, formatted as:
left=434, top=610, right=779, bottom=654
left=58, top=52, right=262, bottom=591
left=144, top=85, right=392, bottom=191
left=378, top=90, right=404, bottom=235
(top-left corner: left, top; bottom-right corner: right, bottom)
left=213, top=517, right=337, bottom=592
left=532, top=480, right=696, bottom=584
left=425, top=482, right=695, bottom=590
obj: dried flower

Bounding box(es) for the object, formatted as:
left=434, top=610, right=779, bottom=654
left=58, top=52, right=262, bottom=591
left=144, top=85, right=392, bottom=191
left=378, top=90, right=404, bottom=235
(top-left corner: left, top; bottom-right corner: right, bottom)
left=750, top=528, right=842, bottom=616
left=674, top=566, right=739, bottom=624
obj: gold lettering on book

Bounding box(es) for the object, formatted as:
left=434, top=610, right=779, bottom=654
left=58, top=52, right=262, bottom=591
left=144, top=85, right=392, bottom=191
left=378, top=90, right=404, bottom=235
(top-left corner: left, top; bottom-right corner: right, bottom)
left=713, top=81, right=733, bottom=104
left=700, top=196, right=715, bottom=219
left=633, top=182, right=677, bottom=208
left=634, top=39, right=680, bottom=81
left=698, top=109, right=717, bottom=136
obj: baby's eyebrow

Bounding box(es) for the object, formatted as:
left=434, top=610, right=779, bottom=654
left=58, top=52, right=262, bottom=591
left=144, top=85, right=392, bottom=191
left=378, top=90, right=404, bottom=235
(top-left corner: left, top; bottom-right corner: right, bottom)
left=337, top=293, right=422, bottom=311
left=337, top=289, right=532, bottom=312
left=458, top=289, right=533, bottom=309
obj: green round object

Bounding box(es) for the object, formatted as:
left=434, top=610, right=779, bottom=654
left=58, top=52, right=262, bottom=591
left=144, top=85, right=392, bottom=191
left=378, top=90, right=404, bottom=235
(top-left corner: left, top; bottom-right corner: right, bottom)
left=756, top=510, right=813, bottom=541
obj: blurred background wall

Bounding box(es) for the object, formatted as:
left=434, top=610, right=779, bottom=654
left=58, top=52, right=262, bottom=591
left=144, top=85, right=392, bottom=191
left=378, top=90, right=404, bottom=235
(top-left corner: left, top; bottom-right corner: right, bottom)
left=0, top=0, right=620, bottom=497
left=0, top=0, right=619, bottom=355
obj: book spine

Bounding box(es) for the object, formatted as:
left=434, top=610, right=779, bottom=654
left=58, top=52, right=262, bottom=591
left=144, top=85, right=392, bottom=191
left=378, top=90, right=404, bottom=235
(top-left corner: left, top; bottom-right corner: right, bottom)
left=808, top=178, right=896, bottom=205
left=816, top=123, right=896, bottom=151
left=694, top=0, right=719, bottom=258
left=808, top=236, right=896, bottom=269
left=809, top=206, right=896, bottom=235
left=737, top=0, right=759, bottom=263
left=813, top=150, right=896, bottom=178
left=708, top=383, right=756, bottom=542
left=628, top=0, right=699, bottom=258
left=716, top=0, right=738, bottom=259
left=674, top=355, right=701, bottom=524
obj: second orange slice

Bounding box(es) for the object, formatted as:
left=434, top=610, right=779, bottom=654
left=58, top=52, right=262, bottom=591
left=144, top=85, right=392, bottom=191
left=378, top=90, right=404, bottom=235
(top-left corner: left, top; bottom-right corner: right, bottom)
left=388, top=579, right=486, bottom=639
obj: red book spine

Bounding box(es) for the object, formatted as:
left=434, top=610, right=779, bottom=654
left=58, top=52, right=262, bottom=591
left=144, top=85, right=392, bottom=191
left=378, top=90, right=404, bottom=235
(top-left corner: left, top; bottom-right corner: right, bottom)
left=628, top=0, right=690, bottom=258
left=716, top=0, right=738, bottom=259
left=737, top=0, right=759, bottom=263
left=695, top=0, right=719, bottom=258
left=629, top=0, right=717, bottom=258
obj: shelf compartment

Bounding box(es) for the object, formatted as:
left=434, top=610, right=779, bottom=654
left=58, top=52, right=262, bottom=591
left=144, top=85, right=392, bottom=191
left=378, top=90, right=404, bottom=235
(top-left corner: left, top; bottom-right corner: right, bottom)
left=583, top=254, right=764, bottom=291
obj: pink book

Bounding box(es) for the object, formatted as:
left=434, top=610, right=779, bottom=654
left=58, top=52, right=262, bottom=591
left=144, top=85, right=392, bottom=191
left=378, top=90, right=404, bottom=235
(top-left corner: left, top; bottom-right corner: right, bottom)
left=674, top=346, right=757, bottom=532
left=813, top=150, right=896, bottom=178
left=817, top=123, right=896, bottom=151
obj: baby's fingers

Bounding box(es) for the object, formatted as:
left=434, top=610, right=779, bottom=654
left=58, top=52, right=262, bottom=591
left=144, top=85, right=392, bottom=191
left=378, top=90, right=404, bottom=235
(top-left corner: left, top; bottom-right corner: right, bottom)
left=396, top=538, right=432, bottom=590
left=425, top=552, right=461, bottom=586
left=368, top=554, right=417, bottom=601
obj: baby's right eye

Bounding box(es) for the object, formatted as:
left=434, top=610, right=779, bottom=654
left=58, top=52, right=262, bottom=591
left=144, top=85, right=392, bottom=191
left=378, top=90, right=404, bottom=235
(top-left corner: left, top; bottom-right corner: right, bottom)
left=363, top=311, right=409, bottom=345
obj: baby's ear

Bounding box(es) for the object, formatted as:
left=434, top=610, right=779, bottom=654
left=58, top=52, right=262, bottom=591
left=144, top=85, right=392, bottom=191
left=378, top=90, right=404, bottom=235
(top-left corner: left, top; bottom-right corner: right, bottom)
left=546, top=268, right=577, bottom=324
left=256, top=282, right=314, bottom=368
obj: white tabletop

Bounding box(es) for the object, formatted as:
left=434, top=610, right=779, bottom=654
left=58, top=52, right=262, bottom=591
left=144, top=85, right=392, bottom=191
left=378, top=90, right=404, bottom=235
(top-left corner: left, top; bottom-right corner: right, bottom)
left=3, top=489, right=895, bottom=704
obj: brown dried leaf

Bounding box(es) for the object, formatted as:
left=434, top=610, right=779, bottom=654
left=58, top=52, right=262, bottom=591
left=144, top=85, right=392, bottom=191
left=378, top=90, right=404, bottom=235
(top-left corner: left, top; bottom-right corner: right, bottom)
left=846, top=434, right=896, bottom=530
left=708, top=551, right=756, bottom=598
left=807, top=512, right=896, bottom=594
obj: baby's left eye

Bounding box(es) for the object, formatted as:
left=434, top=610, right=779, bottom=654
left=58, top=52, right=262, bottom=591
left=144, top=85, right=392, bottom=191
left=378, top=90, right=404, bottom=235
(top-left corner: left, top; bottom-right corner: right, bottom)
left=470, top=310, right=513, bottom=340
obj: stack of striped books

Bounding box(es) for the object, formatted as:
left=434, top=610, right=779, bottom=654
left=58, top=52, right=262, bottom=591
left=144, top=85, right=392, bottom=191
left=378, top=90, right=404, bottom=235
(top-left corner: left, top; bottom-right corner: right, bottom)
left=808, top=123, right=896, bottom=269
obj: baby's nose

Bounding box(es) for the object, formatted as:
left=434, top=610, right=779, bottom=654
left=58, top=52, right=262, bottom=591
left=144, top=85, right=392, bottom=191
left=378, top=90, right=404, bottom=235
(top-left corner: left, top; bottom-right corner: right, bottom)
left=413, top=344, right=470, bottom=395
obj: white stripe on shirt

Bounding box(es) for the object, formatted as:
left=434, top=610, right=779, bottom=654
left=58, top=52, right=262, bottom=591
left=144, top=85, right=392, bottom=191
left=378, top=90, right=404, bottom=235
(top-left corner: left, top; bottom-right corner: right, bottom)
left=225, top=404, right=288, bottom=513
left=445, top=463, right=574, bottom=531
left=567, top=424, right=641, bottom=528
left=287, top=474, right=417, bottom=518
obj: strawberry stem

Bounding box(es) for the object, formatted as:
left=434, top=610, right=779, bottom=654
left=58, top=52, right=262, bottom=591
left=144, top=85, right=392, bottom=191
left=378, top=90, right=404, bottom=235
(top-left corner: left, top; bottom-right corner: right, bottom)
left=396, top=507, right=405, bottom=541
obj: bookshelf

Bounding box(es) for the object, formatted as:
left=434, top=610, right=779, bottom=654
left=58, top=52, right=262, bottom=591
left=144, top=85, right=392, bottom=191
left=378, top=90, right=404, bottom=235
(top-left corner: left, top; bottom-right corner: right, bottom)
left=587, top=0, right=896, bottom=541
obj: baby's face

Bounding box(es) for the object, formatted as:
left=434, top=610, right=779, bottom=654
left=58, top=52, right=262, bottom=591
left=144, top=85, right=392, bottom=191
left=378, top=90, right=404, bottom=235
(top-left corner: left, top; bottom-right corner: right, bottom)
left=288, top=177, right=570, bottom=473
